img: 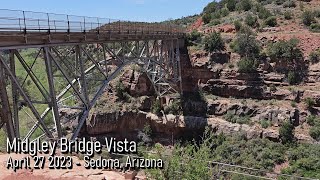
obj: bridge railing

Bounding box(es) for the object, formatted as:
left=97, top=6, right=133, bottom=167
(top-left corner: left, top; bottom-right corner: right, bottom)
left=0, top=9, right=185, bottom=35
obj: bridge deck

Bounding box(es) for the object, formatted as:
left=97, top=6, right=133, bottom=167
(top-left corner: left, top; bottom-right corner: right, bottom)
left=0, top=9, right=185, bottom=49
left=0, top=31, right=184, bottom=49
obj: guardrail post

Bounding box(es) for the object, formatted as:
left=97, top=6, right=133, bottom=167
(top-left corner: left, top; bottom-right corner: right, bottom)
left=23, top=11, right=26, bottom=34
left=47, top=13, right=50, bottom=34
left=67, top=15, right=70, bottom=33
left=83, top=16, right=86, bottom=33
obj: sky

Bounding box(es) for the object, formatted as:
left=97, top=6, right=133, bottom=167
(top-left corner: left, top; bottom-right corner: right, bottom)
left=1, top=0, right=213, bottom=22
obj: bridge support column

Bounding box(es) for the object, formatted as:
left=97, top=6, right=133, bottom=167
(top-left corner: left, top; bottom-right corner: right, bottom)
left=9, top=50, right=20, bottom=138
left=0, top=60, right=15, bottom=141
left=44, top=47, right=62, bottom=138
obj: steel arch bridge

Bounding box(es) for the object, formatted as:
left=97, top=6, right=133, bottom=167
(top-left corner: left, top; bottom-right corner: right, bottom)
left=0, top=9, right=185, bottom=142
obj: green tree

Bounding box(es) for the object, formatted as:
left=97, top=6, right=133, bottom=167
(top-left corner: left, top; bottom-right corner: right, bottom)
left=237, top=57, right=257, bottom=73
left=202, top=13, right=212, bottom=24
left=203, top=1, right=219, bottom=14
left=264, top=16, right=277, bottom=27
left=267, top=38, right=303, bottom=62
left=234, top=20, right=242, bottom=31
left=245, top=14, right=259, bottom=27
left=204, top=32, right=226, bottom=53
left=310, top=126, right=320, bottom=141
left=226, top=0, right=237, bottom=11
left=302, top=10, right=315, bottom=26
left=279, top=121, right=295, bottom=144
left=232, top=26, right=261, bottom=58
left=240, top=0, right=252, bottom=11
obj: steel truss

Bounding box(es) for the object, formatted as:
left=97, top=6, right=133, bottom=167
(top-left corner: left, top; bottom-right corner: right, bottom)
left=0, top=39, right=182, bottom=141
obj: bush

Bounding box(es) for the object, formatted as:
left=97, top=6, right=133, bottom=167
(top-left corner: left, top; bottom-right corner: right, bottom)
left=279, top=121, right=295, bottom=144
left=310, top=23, right=320, bottom=33
left=264, top=16, right=278, bottom=27
left=186, top=30, right=202, bottom=46
left=115, top=81, right=128, bottom=101
left=220, top=8, right=230, bottom=17
left=283, top=0, right=296, bottom=8
left=261, top=119, right=272, bottom=128
left=310, top=126, right=320, bottom=141
left=152, top=99, right=162, bottom=116
left=164, top=100, right=182, bottom=115
left=302, top=10, right=315, bottom=26
left=257, top=5, right=273, bottom=19
left=203, top=32, right=225, bottom=53
left=202, top=13, right=212, bottom=24
left=274, top=0, right=285, bottom=5
left=203, top=1, right=219, bottom=14
left=284, top=11, right=293, bottom=20
left=309, top=50, right=320, bottom=64
left=232, top=26, right=261, bottom=58
left=305, top=97, right=315, bottom=109
left=234, top=20, right=242, bottom=31
left=287, top=71, right=297, bottom=85
left=240, top=0, right=252, bottom=11
left=224, top=112, right=251, bottom=124
left=306, top=115, right=320, bottom=126
left=226, top=0, right=237, bottom=11
left=245, top=14, right=259, bottom=27
left=267, top=38, right=303, bottom=63
left=237, top=57, right=257, bottom=73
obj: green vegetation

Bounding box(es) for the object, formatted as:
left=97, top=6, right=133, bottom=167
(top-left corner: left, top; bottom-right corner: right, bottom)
left=287, top=71, right=298, bottom=85
left=302, top=10, right=315, bottom=26
left=239, top=0, right=252, bottom=11
left=284, top=11, right=293, bottom=20
left=231, top=26, right=261, bottom=58
left=309, top=126, right=320, bottom=141
left=264, top=16, right=278, bottom=27
left=151, top=99, right=162, bottom=116
left=234, top=20, right=242, bottom=31
left=202, top=13, right=212, bottom=24
left=203, top=32, right=225, bottom=53
left=310, top=23, right=320, bottom=32
left=267, top=38, right=303, bottom=63
left=283, top=0, right=296, bottom=8
left=305, top=97, right=315, bottom=109
left=256, top=4, right=273, bottom=19
left=224, top=112, right=251, bottom=124
left=260, top=119, right=272, bottom=128
left=309, top=50, right=320, bottom=64
left=306, top=115, right=320, bottom=126
left=279, top=121, right=295, bottom=144
left=164, top=99, right=182, bottom=115
left=186, top=30, right=202, bottom=46
left=237, top=57, right=257, bottom=73
left=245, top=14, right=259, bottom=27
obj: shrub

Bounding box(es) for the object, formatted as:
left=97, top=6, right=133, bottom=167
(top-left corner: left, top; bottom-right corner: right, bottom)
left=302, top=10, right=315, bottom=26
left=291, top=101, right=297, bottom=107
left=202, top=13, right=212, bottom=24
left=274, top=0, right=285, bottom=5
left=203, top=32, right=225, bottom=53
left=279, top=121, right=295, bottom=144
left=164, top=100, right=182, bottom=115
left=305, top=97, right=315, bottom=109
left=309, top=126, right=320, bottom=141
left=203, top=1, right=219, bottom=14
left=186, top=30, right=202, bottom=46
left=143, top=124, right=152, bottom=137
left=287, top=71, right=297, bottom=85
left=306, top=115, right=320, bottom=126
left=284, top=11, right=293, bottom=20
left=234, top=20, right=242, bottom=31
left=226, top=0, right=237, bottom=11
left=232, top=26, right=261, bottom=58
left=115, top=81, right=128, bottom=101
left=257, top=5, right=273, bottom=19
left=283, top=0, right=296, bottom=8
left=237, top=57, right=257, bottom=73
left=240, top=0, right=252, bottom=11
left=310, top=23, right=320, bottom=33
left=309, top=51, right=320, bottom=64
left=267, top=38, right=303, bottom=62
left=220, top=8, right=230, bottom=17
left=152, top=99, right=162, bottom=116
left=261, top=119, right=272, bottom=128
left=245, top=14, right=259, bottom=27
left=264, top=16, right=278, bottom=27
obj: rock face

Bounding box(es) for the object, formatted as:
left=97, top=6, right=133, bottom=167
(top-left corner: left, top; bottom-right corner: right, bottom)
left=83, top=109, right=314, bottom=143
left=120, top=69, right=155, bottom=96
